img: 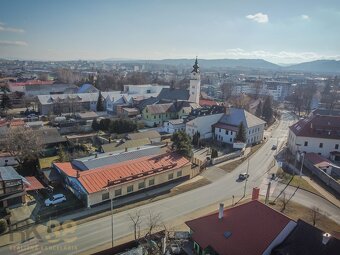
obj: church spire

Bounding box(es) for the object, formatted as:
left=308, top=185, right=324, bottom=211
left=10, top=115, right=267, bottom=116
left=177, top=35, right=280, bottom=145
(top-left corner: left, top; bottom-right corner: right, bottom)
left=191, top=56, right=199, bottom=73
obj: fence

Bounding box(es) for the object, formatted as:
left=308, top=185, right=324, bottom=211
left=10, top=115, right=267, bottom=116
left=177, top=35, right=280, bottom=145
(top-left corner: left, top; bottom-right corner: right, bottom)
left=303, top=159, right=340, bottom=195
left=211, top=150, right=243, bottom=165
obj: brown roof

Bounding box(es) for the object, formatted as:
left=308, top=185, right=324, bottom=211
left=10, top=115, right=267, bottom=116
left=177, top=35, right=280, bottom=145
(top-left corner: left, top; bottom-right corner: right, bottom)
left=55, top=152, right=190, bottom=194
left=304, top=153, right=336, bottom=168
left=185, top=200, right=291, bottom=255
left=212, top=122, right=239, bottom=131
left=25, top=176, right=45, bottom=191
left=289, top=115, right=340, bottom=139
left=145, top=103, right=175, bottom=114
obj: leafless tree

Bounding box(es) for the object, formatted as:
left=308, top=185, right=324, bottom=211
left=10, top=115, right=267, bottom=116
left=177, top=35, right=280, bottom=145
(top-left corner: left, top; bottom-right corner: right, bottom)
left=5, top=126, right=42, bottom=167
left=310, top=206, right=322, bottom=226
left=221, top=81, right=233, bottom=100
left=279, top=192, right=289, bottom=212
left=129, top=209, right=142, bottom=240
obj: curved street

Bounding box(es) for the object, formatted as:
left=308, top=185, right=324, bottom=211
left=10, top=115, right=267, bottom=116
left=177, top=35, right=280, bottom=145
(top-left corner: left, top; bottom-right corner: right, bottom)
left=1, top=111, right=339, bottom=255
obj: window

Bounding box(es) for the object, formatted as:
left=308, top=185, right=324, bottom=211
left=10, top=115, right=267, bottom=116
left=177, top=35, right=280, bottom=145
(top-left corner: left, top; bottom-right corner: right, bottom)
left=102, top=192, right=109, bottom=201
left=304, top=141, right=308, bottom=146
left=230, top=131, right=233, bottom=135
left=219, top=128, right=221, bottom=132
left=149, top=179, right=155, bottom=186
left=168, top=173, right=174, bottom=180
left=336, top=144, right=339, bottom=150
left=115, top=188, right=122, bottom=197
left=177, top=170, right=182, bottom=177
left=225, top=130, right=229, bottom=135
left=230, top=138, right=232, bottom=142
left=319, top=143, right=323, bottom=148
left=127, top=185, right=134, bottom=193
left=138, top=182, right=145, bottom=189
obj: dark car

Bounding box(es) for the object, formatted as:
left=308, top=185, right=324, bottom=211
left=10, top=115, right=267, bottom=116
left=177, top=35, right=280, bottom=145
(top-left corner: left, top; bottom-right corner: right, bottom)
left=271, top=145, right=277, bottom=150
left=238, top=173, right=249, bottom=180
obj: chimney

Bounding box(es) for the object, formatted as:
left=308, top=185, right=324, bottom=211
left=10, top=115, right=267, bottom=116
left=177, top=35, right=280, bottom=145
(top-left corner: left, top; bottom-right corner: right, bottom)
left=76, top=170, right=80, bottom=178
left=322, top=233, right=331, bottom=245
left=252, top=187, right=260, bottom=200
left=218, top=203, right=224, bottom=220
left=125, top=147, right=128, bottom=152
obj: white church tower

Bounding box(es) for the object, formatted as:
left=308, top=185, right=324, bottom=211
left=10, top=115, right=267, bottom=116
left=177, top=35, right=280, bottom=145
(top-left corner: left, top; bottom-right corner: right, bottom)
left=189, top=57, right=201, bottom=104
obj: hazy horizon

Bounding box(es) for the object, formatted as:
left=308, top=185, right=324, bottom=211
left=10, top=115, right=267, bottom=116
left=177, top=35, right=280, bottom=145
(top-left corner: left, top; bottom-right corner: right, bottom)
left=1, top=0, right=339, bottom=64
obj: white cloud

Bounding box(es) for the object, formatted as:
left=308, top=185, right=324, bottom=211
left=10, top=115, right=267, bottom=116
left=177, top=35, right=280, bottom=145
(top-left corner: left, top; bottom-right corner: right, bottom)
left=0, top=40, right=28, bottom=46
left=0, top=25, right=25, bottom=33
left=301, top=14, right=310, bottom=20
left=246, top=12, right=269, bottom=23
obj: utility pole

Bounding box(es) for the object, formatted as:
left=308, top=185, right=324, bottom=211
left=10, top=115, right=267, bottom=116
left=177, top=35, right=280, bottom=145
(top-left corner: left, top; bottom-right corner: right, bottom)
left=243, top=158, right=250, bottom=197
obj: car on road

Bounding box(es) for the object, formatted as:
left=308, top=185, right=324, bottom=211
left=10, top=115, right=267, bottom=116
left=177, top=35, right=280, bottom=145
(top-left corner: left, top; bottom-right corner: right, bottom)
left=271, top=145, right=277, bottom=150
left=238, top=173, right=249, bottom=180
left=44, top=194, right=66, bottom=206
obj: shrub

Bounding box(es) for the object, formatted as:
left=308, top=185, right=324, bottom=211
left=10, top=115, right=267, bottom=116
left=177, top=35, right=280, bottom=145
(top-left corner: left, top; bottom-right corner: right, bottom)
left=0, top=219, right=8, bottom=234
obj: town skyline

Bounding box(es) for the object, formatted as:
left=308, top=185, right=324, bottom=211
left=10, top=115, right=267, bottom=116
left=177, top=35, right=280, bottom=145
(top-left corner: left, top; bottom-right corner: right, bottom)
left=1, top=0, right=340, bottom=63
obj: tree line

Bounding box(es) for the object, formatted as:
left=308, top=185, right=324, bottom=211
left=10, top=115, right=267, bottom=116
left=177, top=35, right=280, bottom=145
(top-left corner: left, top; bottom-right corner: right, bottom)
left=92, top=118, right=137, bottom=134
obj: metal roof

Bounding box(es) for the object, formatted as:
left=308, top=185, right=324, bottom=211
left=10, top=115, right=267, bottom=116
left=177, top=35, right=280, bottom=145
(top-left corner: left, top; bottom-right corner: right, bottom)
left=0, top=166, right=23, bottom=181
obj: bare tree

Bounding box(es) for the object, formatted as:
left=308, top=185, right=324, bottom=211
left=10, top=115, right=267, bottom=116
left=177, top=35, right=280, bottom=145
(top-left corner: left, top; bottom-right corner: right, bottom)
left=279, top=192, right=289, bottom=212
left=221, top=81, right=233, bottom=100
left=5, top=127, right=42, bottom=168
left=129, top=209, right=142, bottom=241
left=310, top=206, right=322, bottom=226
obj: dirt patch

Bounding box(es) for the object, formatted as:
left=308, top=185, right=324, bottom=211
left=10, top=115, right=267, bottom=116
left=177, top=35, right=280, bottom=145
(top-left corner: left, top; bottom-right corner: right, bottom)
left=265, top=199, right=340, bottom=234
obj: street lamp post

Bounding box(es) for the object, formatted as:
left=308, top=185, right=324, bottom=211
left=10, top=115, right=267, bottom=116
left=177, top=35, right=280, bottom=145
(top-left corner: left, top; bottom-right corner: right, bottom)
left=105, top=187, right=114, bottom=248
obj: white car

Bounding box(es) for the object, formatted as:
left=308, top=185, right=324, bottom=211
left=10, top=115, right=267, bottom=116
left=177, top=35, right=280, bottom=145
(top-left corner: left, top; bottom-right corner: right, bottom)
left=44, top=194, right=66, bottom=206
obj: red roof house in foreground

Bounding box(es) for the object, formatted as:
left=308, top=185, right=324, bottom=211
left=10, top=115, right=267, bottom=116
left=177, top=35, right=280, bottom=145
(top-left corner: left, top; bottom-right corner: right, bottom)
left=185, top=200, right=296, bottom=255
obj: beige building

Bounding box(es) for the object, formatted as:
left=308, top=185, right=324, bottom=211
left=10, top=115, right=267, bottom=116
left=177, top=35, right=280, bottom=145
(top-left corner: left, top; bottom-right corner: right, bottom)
left=54, top=152, right=192, bottom=207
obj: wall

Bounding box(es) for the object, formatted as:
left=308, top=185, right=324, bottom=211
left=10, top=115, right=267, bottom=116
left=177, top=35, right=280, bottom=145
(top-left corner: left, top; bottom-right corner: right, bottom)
left=186, top=114, right=224, bottom=139
left=304, top=159, right=340, bottom=195
left=87, top=164, right=192, bottom=207
left=211, top=150, right=243, bottom=165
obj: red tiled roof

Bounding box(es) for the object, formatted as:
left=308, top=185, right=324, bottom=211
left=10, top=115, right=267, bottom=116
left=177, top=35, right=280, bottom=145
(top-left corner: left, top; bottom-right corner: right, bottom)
left=289, top=115, right=340, bottom=139
left=10, top=80, right=54, bottom=86
left=304, top=153, right=335, bottom=168
left=25, top=176, right=45, bottom=191
left=199, top=99, right=219, bottom=107
left=55, top=152, right=190, bottom=194
left=185, top=200, right=292, bottom=255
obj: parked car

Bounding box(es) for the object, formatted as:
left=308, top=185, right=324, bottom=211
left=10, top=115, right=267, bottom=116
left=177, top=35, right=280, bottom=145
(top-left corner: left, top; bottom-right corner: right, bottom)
left=238, top=173, right=249, bottom=180
left=169, top=243, right=181, bottom=254
left=271, top=145, right=277, bottom=150
left=44, top=194, right=66, bottom=206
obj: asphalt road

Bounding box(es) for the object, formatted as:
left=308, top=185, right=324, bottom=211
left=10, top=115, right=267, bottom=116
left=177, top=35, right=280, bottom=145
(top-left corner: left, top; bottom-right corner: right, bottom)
left=2, top=111, right=339, bottom=255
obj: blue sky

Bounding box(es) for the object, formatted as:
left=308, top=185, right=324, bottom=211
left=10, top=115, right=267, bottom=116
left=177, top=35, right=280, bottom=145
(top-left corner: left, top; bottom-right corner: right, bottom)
left=0, top=0, right=339, bottom=63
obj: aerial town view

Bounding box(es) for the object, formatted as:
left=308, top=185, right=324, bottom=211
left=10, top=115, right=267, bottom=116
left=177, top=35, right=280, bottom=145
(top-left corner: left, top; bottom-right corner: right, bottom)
left=0, top=1, right=340, bottom=255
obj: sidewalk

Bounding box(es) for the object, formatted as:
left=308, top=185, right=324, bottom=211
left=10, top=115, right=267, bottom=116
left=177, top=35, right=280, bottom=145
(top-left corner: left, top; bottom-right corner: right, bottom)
left=300, top=176, right=340, bottom=208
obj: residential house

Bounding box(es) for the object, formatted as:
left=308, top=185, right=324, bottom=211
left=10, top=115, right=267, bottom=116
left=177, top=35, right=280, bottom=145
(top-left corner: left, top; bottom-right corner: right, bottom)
left=77, top=84, right=99, bottom=93
left=142, top=103, right=178, bottom=127
left=186, top=113, right=224, bottom=139
left=213, top=108, right=266, bottom=145
left=0, top=166, right=26, bottom=208
left=126, top=130, right=161, bottom=143
left=54, top=152, right=191, bottom=207
left=288, top=114, right=340, bottom=158
left=185, top=200, right=296, bottom=255
left=163, top=119, right=186, bottom=134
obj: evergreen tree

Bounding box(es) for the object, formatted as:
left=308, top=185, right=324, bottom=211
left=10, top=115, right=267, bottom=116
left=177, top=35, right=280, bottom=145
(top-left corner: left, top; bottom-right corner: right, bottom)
left=211, top=148, right=218, bottom=158
left=96, top=91, right=105, bottom=111
left=171, top=131, right=192, bottom=157
left=262, top=96, right=273, bottom=123
left=0, top=88, right=11, bottom=110
left=192, top=131, right=201, bottom=147
left=235, top=122, right=247, bottom=143
left=255, top=101, right=262, bottom=117
left=92, top=118, right=100, bottom=131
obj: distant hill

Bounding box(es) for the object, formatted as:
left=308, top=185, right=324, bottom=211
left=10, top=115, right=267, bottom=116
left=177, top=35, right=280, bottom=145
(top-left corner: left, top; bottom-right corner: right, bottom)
left=108, top=58, right=281, bottom=70
left=285, top=60, right=340, bottom=73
